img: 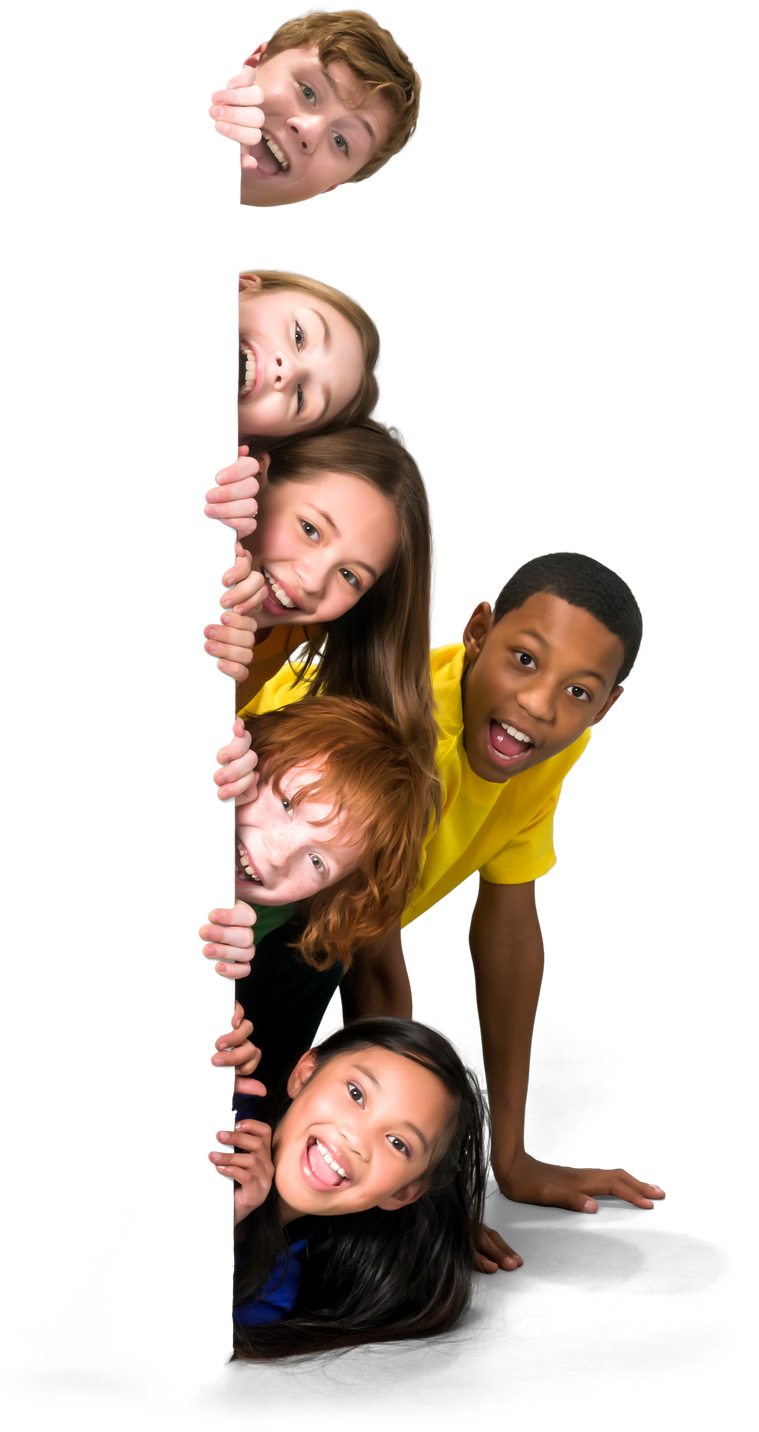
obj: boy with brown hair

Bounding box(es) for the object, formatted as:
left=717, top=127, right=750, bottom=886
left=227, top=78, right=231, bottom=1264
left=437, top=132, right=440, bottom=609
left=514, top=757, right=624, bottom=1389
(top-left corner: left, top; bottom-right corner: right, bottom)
left=208, top=9, right=420, bottom=207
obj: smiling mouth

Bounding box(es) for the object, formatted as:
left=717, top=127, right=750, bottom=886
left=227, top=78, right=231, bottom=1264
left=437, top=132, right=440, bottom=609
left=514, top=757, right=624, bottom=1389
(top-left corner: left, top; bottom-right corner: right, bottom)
left=262, top=567, right=299, bottom=611
left=488, top=719, right=535, bottom=762
left=236, top=840, right=263, bottom=885
left=305, top=1136, right=350, bottom=1189
left=239, top=341, right=257, bottom=400
left=247, top=130, right=290, bottom=176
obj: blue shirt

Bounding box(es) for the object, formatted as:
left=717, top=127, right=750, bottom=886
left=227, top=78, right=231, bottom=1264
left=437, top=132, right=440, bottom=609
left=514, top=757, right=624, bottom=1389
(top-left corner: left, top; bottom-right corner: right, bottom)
left=234, top=1217, right=315, bottom=1327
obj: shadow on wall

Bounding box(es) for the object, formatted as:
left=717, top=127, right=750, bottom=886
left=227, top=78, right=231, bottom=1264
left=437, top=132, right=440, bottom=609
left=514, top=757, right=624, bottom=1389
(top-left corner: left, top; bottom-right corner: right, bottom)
left=0, top=26, right=83, bottom=176
left=0, top=452, right=92, bottom=1036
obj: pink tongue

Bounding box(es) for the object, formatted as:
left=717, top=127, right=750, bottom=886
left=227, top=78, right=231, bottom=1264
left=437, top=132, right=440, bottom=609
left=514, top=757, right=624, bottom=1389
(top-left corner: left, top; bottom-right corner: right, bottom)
left=249, top=138, right=283, bottom=176
left=490, top=720, right=530, bottom=758
left=307, top=1141, right=341, bottom=1187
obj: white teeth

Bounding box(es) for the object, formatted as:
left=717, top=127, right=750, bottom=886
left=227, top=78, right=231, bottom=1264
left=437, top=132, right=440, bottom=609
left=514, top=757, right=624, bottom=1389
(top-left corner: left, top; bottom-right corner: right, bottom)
left=239, top=345, right=257, bottom=399
left=500, top=723, right=531, bottom=744
left=262, top=130, right=290, bottom=170
left=316, top=1139, right=346, bottom=1178
left=236, top=840, right=261, bottom=882
left=263, top=568, right=296, bottom=609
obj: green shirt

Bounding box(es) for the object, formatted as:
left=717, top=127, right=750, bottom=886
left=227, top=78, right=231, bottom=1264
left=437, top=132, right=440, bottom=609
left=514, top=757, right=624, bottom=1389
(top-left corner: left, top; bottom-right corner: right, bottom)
left=251, top=901, right=300, bottom=945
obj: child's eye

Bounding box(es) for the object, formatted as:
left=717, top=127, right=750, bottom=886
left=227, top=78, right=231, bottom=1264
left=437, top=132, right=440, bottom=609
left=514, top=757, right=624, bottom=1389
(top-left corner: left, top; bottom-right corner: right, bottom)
left=309, top=854, right=325, bottom=873
left=333, top=132, right=348, bottom=153
left=301, top=519, right=319, bottom=541
left=387, top=1135, right=409, bottom=1156
left=348, top=1082, right=364, bottom=1106
left=294, top=321, right=304, bottom=350
left=300, top=83, right=316, bottom=103
left=282, top=796, right=293, bottom=813
left=296, top=384, right=305, bottom=414
left=516, top=651, right=536, bottom=669
left=567, top=684, right=590, bottom=701
left=339, top=567, right=359, bottom=589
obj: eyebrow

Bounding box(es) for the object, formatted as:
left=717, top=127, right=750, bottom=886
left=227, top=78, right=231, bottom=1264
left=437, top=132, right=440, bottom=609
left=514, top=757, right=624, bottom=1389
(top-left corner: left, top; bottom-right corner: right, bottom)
left=308, top=507, right=379, bottom=583
left=353, top=1065, right=430, bottom=1152
left=514, top=630, right=605, bottom=685
left=307, top=307, right=331, bottom=349
left=320, top=68, right=377, bottom=143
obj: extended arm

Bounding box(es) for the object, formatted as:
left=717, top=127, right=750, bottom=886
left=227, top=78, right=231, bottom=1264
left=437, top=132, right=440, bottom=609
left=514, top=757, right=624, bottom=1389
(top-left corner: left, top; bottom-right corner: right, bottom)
left=469, top=878, right=542, bottom=1182
left=340, top=919, right=412, bottom=1021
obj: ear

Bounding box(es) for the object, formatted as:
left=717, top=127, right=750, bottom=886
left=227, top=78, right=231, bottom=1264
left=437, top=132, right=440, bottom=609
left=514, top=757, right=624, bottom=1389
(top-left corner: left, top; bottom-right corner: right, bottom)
left=462, top=602, right=494, bottom=663
left=323, top=184, right=340, bottom=194
left=247, top=42, right=268, bottom=68
left=590, top=684, right=624, bottom=727
left=286, top=1049, right=318, bottom=1099
left=255, top=449, right=272, bottom=483
left=239, top=273, right=263, bottom=296
left=376, top=1179, right=428, bottom=1212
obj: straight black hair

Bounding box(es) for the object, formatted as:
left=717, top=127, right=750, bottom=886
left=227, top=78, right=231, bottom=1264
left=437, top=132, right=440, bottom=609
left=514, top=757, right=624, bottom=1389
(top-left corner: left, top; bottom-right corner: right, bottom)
left=493, top=551, right=643, bottom=684
left=232, top=1018, right=489, bottom=1360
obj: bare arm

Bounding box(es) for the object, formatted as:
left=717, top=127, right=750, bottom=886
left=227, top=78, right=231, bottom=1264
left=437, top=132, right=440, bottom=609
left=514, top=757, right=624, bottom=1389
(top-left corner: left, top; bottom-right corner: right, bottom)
left=469, top=878, right=543, bottom=1182
left=340, top=919, right=412, bottom=1022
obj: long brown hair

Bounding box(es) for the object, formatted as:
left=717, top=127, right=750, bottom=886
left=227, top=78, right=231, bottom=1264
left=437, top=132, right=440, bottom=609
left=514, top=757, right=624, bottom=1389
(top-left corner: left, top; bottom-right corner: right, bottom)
left=240, top=271, right=379, bottom=434
left=247, top=699, right=432, bottom=967
left=263, top=420, right=440, bottom=821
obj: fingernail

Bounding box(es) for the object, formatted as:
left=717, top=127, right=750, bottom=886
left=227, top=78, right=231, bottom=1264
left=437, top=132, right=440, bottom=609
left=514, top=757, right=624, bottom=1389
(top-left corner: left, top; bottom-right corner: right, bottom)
left=216, top=1165, right=227, bottom=1172
left=651, top=1185, right=664, bottom=1193
left=583, top=1199, right=596, bottom=1212
left=234, top=1122, right=243, bottom=1129
left=212, top=1056, right=226, bottom=1065
left=218, top=1131, right=230, bottom=1140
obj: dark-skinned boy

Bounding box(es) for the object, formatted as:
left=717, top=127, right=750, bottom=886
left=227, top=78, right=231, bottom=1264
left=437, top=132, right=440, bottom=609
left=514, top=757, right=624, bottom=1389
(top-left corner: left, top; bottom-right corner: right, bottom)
left=209, top=553, right=664, bottom=1255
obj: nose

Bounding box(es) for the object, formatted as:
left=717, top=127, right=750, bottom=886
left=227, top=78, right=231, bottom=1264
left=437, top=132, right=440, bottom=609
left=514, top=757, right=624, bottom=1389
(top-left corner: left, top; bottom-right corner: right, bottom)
left=516, top=676, right=556, bottom=724
left=286, top=109, right=323, bottom=153
left=292, top=552, right=330, bottom=600
left=270, top=343, right=309, bottom=395
left=260, top=823, right=293, bottom=872
left=338, top=1121, right=369, bottom=1163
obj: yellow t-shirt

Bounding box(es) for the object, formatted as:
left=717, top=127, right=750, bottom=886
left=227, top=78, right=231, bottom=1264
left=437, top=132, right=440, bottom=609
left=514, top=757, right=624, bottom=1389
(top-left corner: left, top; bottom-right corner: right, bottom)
left=238, top=643, right=591, bottom=925
left=234, top=624, right=315, bottom=715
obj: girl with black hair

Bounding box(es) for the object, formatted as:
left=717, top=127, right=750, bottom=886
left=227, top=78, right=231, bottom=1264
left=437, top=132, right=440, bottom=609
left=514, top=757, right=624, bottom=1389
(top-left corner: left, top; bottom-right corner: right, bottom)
left=209, top=1014, right=489, bottom=1358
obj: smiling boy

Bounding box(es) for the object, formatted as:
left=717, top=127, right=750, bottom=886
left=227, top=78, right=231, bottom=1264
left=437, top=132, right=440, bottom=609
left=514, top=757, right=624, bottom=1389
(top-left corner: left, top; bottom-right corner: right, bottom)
left=209, top=10, right=420, bottom=207
left=212, top=552, right=664, bottom=1229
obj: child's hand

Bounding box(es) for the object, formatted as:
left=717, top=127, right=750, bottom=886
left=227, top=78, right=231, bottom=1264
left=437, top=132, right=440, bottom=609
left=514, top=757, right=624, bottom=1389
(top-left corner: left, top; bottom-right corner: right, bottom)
left=214, top=717, right=258, bottom=803
left=209, top=1002, right=263, bottom=1076
left=210, top=1120, right=274, bottom=1224
left=204, top=544, right=264, bottom=681
left=204, top=449, right=260, bottom=538
left=475, top=1223, right=523, bottom=1274
left=200, top=901, right=256, bottom=979
left=495, top=1152, right=666, bottom=1213
left=211, top=996, right=269, bottom=1094
left=209, top=67, right=265, bottom=163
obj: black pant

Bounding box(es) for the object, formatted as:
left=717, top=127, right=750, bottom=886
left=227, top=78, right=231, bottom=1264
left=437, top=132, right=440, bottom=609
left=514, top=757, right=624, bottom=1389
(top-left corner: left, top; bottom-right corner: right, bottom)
left=234, top=918, right=345, bottom=1114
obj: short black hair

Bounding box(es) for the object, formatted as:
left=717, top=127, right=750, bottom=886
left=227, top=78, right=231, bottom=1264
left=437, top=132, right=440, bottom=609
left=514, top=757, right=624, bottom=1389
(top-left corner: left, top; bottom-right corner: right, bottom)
left=493, top=552, right=642, bottom=685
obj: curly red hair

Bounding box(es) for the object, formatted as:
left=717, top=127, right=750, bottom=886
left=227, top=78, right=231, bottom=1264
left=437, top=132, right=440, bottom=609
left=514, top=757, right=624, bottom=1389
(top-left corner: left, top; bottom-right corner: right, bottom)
left=246, top=697, right=433, bottom=968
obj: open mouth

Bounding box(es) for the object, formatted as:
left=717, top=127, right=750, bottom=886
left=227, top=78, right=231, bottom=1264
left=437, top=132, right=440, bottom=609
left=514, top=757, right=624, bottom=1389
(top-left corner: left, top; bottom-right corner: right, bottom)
left=488, top=719, right=535, bottom=763
left=247, top=129, right=290, bottom=176
left=262, top=566, right=299, bottom=611
left=235, top=839, right=263, bottom=885
left=303, top=1136, right=350, bottom=1190
left=239, top=340, right=262, bottom=400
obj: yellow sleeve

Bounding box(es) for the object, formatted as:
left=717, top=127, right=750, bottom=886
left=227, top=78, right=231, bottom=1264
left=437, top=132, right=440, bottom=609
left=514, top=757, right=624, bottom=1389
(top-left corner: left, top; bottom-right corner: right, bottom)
left=233, top=624, right=316, bottom=716
left=237, top=660, right=318, bottom=720
left=479, top=788, right=562, bottom=885
left=481, top=727, right=592, bottom=885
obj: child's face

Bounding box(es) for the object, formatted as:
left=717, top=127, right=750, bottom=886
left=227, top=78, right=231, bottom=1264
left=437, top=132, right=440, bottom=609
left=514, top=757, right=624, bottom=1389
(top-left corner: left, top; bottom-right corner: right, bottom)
left=462, top=593, right=625, bottom=783
left=239, top=289, right=364, bottom=437
left=235, top=762, right=364, bottom=906
left=241, top=44, right=394, bottom=207
left=249, top=470, right=398, bottom=626
left=273, top=1046, right=455, bottom=1218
